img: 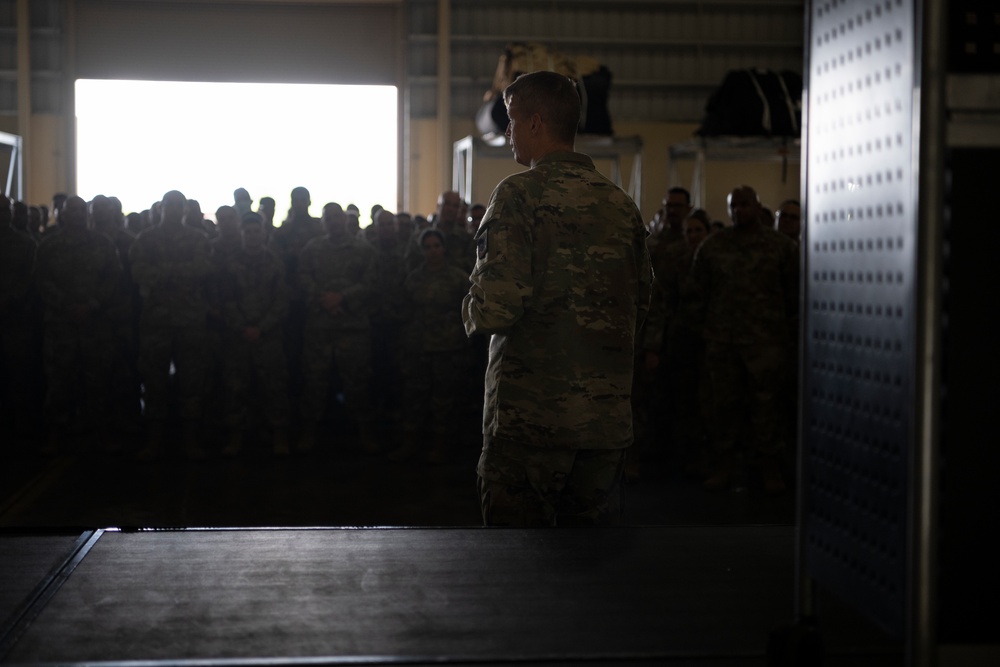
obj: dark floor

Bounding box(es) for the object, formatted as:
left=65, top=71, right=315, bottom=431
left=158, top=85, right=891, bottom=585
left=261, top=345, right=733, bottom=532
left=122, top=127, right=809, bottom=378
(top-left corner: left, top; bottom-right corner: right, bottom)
left=0, top=428, right=907, bottom=666
left=0, top=425, right=796, bottom=529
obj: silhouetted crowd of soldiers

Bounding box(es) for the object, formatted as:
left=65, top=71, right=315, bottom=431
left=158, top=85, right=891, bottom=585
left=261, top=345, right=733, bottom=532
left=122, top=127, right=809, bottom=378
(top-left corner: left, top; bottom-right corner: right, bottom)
left=2, top=183, right=801, bottom=495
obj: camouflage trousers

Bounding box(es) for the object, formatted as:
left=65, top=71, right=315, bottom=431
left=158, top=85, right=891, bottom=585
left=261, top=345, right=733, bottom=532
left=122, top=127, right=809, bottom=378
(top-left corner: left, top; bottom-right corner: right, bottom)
left=703, top=340, right=788, bottom=469
left=401, top=348, right=469, bottom=437
left=477, top=435, right=626, bottom=527
left=0, top=318, right=41, bottom=439
left=301, top=325, right=373, bottom=424
left=138, top=323, right=208, bottom=422
left=43, top=320, right=114, bottom=431
left=222, top=332, right=289, bottom=430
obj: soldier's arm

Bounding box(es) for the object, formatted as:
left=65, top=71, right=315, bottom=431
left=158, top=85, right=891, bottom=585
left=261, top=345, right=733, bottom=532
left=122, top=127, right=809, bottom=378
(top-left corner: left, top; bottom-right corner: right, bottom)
left=128, top=237, right=163, bottom=297
left=257, top=261, right=290, bottom=335
left=0, top=238, right=36, bottom=314
left=33, top=244, right=67, bottom=313
left=296, top=243, right=320, bottom=306
left=171, top=236, right=212, bottom=288
left=462, top=186, right=533, bottom=336
left=339, top=246, right=376, bottom=312
left=634, top=215, right=653, bottom=336
left=94, top=240, right=123, bottom=311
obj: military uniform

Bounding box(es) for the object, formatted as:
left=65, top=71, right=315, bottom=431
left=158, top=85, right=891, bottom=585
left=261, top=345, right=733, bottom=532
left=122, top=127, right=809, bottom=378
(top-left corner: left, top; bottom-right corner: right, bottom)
left=129, top=221, right=212, bottom=434
left=403, top=224, right=476, bottom=275
left=691, top=224, right=798, bottom=477
left=400, top=262, right=472, bottom=455
left=0, top=224, right=38, bottom=443
left=369, top=237, right=408, bottom=429
left=221, top=247, right=290, bottom=440
left=463, top=151, right=652, bottom=525
left=98, top=226, right=141, bottom=437
left=34, top=227, right=121, bottom=436
left=297, top=231, right=376, bottom=441
left=268, top=214, right=323, bottom=401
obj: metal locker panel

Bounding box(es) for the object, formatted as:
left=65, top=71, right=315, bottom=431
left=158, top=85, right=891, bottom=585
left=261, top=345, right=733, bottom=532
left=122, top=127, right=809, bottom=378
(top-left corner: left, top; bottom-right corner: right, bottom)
left=802, top=0, right=918, bottom=638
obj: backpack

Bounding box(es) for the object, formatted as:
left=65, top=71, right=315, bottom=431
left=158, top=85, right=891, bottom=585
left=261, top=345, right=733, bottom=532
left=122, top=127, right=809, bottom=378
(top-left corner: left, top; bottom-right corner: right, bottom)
left=698, top=69, right=802, bottom=136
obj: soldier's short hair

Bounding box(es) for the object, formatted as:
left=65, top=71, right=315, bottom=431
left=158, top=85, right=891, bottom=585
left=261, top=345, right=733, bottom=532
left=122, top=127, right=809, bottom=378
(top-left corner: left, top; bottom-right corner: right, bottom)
left=418, top=228, right=446, bottom=247
left=668, top=187, right=692, bottom=205
left=503, top=71, right=581, bottom=145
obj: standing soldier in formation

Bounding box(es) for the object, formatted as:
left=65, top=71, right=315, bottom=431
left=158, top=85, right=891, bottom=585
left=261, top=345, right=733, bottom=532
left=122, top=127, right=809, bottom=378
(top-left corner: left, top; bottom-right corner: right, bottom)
left=130, top=190, right=213, bottom=460
left=268, top=186, right=322, bottom=410
left=369, top=209, right=408, bottom=441
left=90, top=194, right=140, bottom=444
left=297, top=202, right=377, bottom=453
left=34, top=195, right=121, bottom=451
left=392, top=228, right=472, bottom=463
left=0, top=196, right=38, bottom=447
left=403, top=190, right=476, bottom=274
left=692, top=185, right=799, bottom=494
left=220, top=213, right=291, bottom=457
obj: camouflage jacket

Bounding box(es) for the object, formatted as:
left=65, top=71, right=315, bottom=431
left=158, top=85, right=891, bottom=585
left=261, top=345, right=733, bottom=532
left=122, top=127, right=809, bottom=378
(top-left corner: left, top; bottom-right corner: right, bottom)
left=403, top=224, right=476, bottom=275
left=35, top=227, right=121, bottom=324
left=268, top=215, right=322, bottom=301
left=96, top=226, right=136, bottom=328
left=404, top=263, right=471, bottom=353
left=221, top=248, right=288, bottom=337
left=462, top=151, right=652, bottom=449
left=370, top=239, right=408, bottom=324
left=692, top=224, right=798, bottom=346
left=129, top=221, right=212, bottom=329
left=642, top=238, right=700, bottom=353
left=298, top=232, right=376, bottom=331
left=0, top=225, right=36, bottom=321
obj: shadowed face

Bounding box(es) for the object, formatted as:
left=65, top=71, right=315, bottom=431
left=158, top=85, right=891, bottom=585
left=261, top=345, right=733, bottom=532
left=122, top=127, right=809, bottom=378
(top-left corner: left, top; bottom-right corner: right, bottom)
left=323, top=204, right=347, bottom=236
left=727, top=187, right=761, bottom=228
left=683, top=217, right=708, bottom=248
left=505, top=96, right=536, bottom=167
left=421, top=233, right=445, bottom=266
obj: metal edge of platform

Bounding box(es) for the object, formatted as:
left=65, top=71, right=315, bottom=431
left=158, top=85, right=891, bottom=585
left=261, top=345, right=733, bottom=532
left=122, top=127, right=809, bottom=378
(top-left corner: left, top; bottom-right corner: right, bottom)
left=0, top=529, right=104, bottom=662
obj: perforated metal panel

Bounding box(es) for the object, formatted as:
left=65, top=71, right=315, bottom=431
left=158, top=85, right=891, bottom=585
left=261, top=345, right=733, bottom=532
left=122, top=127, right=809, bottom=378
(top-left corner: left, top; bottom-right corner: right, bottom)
left=802, top=0, right=917, bottom=638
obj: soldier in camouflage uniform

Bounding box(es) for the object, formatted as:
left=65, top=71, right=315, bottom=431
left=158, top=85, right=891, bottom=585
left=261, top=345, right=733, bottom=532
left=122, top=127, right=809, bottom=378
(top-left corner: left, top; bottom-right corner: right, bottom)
left=403, top=191, right=476, bottom=275
left=643, top=210, right=713, bottom=475
left=220, top=213, right=291, bottom=456
left=369, top=209, right=408, bottom=441
left=34, top=195, right=121, bottom=450
left=391, top=228, right=472, bottom=463
left=297, top=202, right=377, bottom=453
left=268, top=187, right=323, bottom=410
left=205, top=205, right=244, bottom=442
left=0, top=196, right=39, bottom=446
left=691, top=185, right=798, bottom=494
left=130, top=190, right=213, bottom=460
left=463, top=71, right=652, bottom=526
left=90, top=195, right=140, bottom=444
